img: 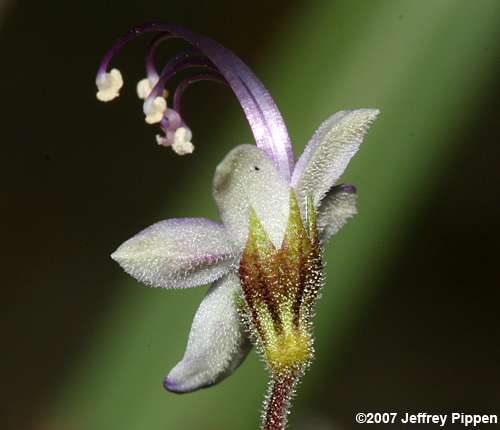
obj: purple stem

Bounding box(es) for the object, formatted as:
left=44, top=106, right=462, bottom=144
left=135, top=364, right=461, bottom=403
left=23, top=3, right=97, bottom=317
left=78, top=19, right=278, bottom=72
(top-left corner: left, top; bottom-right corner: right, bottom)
left=262, top=375, right=297, bottom=430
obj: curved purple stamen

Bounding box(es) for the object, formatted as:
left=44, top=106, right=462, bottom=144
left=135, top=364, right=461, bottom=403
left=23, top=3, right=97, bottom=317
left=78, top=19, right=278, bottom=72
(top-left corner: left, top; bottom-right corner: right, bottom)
left=173, top=72, right=226, bottom=115
left=145, top=48, right=215, bottom=104
left=97, top=22, right=294, bottom=181
left=145, top=34, right=173, bottom=81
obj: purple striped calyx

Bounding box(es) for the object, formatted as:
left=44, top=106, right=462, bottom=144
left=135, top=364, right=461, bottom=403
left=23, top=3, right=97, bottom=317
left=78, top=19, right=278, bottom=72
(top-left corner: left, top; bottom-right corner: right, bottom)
left=239, top=192, right=323, bottom=379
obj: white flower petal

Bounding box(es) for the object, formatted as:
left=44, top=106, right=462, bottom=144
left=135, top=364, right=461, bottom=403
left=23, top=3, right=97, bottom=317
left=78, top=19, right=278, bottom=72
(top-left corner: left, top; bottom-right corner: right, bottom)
left=111, top=218, right=237, bottom=289
left=213, top=145, right=290, bottom=249
left=317, top=184, right=358, bottom=244
left=292, top=109, right=379, bottom=210
left=164, top=273, right=251, bottom=393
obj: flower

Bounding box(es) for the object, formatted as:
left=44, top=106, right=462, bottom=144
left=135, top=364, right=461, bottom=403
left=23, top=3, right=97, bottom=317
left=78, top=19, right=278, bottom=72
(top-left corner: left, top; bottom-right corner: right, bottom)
left=97, top=22, right=378, bottom=410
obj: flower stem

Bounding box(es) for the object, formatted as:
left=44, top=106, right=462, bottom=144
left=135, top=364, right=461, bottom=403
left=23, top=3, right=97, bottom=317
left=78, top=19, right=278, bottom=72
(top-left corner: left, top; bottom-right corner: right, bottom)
left=262, top=374, right=297, bottom=430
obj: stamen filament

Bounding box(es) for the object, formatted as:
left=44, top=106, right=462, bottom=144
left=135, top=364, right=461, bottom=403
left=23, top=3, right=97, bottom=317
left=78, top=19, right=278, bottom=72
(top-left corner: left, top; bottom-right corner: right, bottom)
left=173, top=72, right=226, bottom=114
left=145, top=33, right=173, bottom=81
left=96, top=22, right=294, bottom=179
left=136, top=34, right=173, bottom=99
left=145, top=48, right=215, bottom=104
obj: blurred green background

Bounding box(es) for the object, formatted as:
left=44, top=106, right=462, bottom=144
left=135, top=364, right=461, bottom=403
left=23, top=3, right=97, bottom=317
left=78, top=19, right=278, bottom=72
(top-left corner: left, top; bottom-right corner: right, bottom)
left=2, top=0, right=500, bottom=429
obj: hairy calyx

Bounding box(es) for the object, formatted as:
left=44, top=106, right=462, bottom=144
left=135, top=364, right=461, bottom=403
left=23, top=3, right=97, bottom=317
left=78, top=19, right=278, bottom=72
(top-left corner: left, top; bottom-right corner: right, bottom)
left=239, top=192, right=323, bottom=429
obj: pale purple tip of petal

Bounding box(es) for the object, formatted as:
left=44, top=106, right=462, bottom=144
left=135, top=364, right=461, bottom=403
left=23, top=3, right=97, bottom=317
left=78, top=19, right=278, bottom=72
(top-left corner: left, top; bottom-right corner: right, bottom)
left=163, top=375, right=214, bottom=394
left=334, top=183, right=357, bottom=194
left=163, top=376, right=187, bottom=394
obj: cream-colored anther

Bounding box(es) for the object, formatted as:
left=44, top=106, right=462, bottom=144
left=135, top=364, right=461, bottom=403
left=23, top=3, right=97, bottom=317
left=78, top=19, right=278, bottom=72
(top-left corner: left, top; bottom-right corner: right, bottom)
left=96, top=69, right=123, bottom=102
left=144, top=96, right=167, bottom=124
left=137, top=78, right=168, bottom=100
left=172, top=127, right=194, bottom=155
left=137, top=78, right=154, bottom=99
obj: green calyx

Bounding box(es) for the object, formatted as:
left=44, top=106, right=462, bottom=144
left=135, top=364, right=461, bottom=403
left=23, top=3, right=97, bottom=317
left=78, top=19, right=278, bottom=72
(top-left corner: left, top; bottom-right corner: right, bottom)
left=239, top=190, right=323, bottom=377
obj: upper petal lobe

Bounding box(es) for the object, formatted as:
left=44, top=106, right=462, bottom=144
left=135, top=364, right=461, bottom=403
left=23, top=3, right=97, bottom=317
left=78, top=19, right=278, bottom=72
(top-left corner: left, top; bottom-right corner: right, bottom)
left=213, top=145, right=290, bottom=249
left=292, top=109, right=379, bottom=210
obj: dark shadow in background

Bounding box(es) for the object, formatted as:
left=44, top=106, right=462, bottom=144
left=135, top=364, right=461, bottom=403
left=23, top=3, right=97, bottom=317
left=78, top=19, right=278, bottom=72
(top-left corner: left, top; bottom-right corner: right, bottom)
left=2, top=1, right=499, bottom=429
